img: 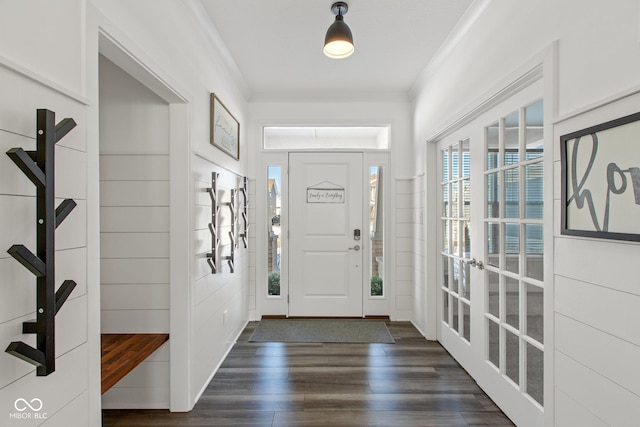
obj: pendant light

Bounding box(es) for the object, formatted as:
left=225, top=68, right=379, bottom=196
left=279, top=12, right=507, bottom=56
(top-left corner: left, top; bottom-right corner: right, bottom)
left=323, top=2, right=354, bottom=59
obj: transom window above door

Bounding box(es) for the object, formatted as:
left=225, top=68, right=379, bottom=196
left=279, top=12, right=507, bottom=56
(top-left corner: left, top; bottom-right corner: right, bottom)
left=263, top=126, right=389, bottom=150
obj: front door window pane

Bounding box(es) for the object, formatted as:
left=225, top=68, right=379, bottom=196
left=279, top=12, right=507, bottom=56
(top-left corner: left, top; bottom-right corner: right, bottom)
left=267, top=166, right=282, bottom=296
left=370, top=166, right=384, bottom=296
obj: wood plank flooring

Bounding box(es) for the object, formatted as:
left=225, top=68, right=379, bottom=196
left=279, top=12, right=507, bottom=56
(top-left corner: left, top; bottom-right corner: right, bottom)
left=102, top=322, right=514, bottom=426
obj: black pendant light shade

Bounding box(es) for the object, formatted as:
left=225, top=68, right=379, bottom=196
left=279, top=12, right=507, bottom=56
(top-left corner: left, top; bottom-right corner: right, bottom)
left=323, top=2, right=354, bottom=59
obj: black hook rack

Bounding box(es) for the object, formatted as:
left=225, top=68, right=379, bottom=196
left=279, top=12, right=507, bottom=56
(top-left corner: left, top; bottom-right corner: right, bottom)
left=4, top=109, right=77, bottom=376
left=206, top=172, right=220, bottom=274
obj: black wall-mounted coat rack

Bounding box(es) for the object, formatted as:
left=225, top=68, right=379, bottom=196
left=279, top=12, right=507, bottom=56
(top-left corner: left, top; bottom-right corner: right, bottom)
left=5, top=109, right=77, bottom=376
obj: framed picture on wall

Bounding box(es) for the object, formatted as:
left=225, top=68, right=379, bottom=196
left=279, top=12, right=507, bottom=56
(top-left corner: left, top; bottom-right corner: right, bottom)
left=210, top=93, right=240, bottom=160
left=560, top=111, right=640, bottom=241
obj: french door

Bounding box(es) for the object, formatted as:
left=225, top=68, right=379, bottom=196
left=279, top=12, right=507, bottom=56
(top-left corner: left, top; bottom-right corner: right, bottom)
left=438, top=81, right=545, bottom=426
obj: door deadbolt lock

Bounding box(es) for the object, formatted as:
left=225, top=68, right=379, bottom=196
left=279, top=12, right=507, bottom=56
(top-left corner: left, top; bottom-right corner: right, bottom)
left=354, top=229, right=361, bottom=240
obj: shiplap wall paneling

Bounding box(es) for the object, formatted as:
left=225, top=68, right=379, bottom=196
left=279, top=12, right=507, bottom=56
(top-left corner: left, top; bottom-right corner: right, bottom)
left=191, top=153, right=249, bottom=401
left=0, top=63, right=89, bottom=424
left=395, top=179, right=417, bottom=321
left=552, top=92, right=640, bottom=426
left=248, top=178, right=257, bottom=319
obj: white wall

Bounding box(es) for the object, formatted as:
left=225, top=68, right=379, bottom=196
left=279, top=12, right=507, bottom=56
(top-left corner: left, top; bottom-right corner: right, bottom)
left=413, top=0, right=640, bottom=425
left=98, top=55, right=171, bottom=408
left=0, top=0, right=94, bottom=425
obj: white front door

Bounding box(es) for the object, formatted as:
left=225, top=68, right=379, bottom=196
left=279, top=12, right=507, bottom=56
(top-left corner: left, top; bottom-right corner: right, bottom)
left=289, top=152, right=363, bottom=317
left=438, top=80, right=545, bottom=426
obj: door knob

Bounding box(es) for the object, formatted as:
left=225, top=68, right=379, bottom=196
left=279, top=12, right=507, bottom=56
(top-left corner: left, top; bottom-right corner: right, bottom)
left=470, top=258, right=484, bottom=270
left=348, top=245, right=361, bottom=251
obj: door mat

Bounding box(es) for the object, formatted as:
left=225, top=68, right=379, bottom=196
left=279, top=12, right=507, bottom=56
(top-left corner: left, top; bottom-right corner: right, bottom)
left=248, top=319, right=395, bottom=343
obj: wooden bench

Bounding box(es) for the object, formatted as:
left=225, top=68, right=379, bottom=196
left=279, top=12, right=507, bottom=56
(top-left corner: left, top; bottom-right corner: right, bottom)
left=101, top=334, right=169, bottom=394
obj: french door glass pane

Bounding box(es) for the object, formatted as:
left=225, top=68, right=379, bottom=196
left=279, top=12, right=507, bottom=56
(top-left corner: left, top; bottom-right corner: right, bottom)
left=442, top=150, right=449, bottom=181
left=504, top=111, right=520, bottom=166
left=451, top=144, right=459, bottom=179
left=462, top=220, right=471, bottom=259
left=505, top=277, right=519, bottom=329
left=526, top=283, right=544, bottom=343
left=442, top=184, right=449, bottom=216
left=451, top=258, right=459, bottom=294
left=443, top=220, right=449, bottom=254
left=487, top=222, right=500, bottom=268
left=487, top=122, right=500, bottom=169
left=442, top=255, right=450, bottom=289
left=451, top=181, right=459, bottom=218
left=505, top=330, right=520, bottom=385
left=525, top=100, right=544, bottom=160
left=462, top=140, right=470, bottom=178
left=525, top=224, right=543, bottom=281
left=527, top=343, right=544, bottom=405
left=462, top=180, right=471, bottom=218
left=487, top=270, right=500, bottom=318
left=452, top=220, right=459, bottom=257
left=443, top=290, right=450, bottom=325
left=461, top=260, right=471, bottom=300
left=504, top=223, right=520, bottom=274
left=488, top=319, right=500, bottom=368
left=463, top=302, right=471, bottom=342
left=525, top=163, right=543, bottom=219
left=504, top=167, right=519, bottom=219
left=487, top=172, right=500, bottom=218
left=452, top=296, right=459, bottom=332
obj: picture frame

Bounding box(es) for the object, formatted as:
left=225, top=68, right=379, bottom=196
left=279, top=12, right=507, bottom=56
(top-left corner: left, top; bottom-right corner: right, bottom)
left=210, top=93, right=240, bottom=160
left=560, top=111, right=640, bottom=241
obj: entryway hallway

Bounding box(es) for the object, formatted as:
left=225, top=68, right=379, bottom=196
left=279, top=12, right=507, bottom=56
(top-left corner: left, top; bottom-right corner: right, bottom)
left=103, top=322, right=513, bottom=426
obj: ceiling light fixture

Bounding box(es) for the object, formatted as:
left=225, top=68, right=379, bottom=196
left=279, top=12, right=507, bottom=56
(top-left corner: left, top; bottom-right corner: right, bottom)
left=323, top=2, right=354, bottom=59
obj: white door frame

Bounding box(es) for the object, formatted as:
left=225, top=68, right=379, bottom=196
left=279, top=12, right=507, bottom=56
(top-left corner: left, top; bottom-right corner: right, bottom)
left=95, top=25, right=192, bottom=411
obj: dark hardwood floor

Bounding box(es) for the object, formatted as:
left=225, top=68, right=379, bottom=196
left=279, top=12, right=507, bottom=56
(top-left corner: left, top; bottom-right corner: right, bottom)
left=102, top=322, right=514, bottom=426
